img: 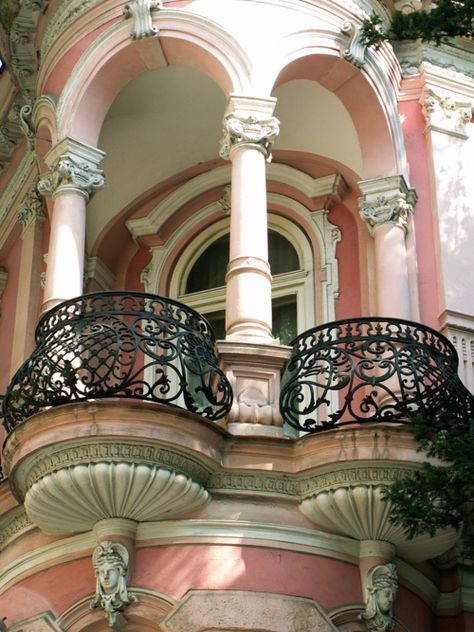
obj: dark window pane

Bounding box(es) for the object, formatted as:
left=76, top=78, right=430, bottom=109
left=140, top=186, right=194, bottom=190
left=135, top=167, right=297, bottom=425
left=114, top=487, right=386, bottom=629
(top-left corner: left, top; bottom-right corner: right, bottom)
left=272, top=295, right=297, bottom=345
left=185, top=231, right=300, bottom=294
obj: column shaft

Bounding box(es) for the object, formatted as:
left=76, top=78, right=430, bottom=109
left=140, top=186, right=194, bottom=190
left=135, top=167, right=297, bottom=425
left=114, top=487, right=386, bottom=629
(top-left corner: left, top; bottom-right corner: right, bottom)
left=226, top=145, right=272, bottom=340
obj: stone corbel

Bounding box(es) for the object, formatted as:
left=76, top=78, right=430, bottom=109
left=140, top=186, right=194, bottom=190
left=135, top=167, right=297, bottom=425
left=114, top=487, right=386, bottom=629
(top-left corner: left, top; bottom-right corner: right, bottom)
left=37, top=137, right=106, bottom=200
left=219, top=95, right=279, bottom=162
left=422, top=88, right=472, bottom=139
left=123, top=0, right=163, bottom=40
left=341, top=22, right=367, bottom=68
left=19, top=103, right=35, bottom=150
left=90, top=539, right=138, bottom=630
left=218, top=340, right=290, bottom=436
left=358, top=175, right=417, bottom=235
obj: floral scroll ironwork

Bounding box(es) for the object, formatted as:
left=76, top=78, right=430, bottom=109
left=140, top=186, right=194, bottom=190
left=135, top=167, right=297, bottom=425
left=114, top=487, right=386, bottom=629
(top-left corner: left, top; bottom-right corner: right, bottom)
left=3, top=292, right=232, bottom=431
left=279, top=317, right=474, bottom=433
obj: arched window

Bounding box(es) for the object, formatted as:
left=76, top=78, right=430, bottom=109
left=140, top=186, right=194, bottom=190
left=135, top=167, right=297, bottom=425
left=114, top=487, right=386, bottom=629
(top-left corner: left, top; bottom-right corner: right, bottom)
left=181, top=229, right=303, bottom=344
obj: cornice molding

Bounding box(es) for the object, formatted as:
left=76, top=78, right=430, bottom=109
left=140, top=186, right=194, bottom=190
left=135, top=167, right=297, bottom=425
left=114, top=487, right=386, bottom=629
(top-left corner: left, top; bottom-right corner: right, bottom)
left=0, top=507, right=34, bottom=551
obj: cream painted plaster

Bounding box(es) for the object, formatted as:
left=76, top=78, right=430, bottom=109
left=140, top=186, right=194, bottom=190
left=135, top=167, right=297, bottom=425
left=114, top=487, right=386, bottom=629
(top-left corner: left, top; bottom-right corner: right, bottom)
left=87, top=66, right=226, bottom=249
left=272, top=80, right=363, bottom=175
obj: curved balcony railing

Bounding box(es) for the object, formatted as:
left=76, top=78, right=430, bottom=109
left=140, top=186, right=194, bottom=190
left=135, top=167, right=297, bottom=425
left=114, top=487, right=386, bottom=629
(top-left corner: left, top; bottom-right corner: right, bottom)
left=3, top=292, right=233, bottom=432
left=280, top=317, right=474, bottom=433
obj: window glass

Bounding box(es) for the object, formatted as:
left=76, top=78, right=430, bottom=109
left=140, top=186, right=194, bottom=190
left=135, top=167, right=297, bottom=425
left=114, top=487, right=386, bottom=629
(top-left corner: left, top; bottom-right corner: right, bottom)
left=186, top=231, right=300, bottom=294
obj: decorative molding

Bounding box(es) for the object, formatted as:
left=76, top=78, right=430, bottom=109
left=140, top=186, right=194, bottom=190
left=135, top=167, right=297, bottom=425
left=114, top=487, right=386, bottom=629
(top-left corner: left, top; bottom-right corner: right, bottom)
left=84, top=256, right=116, bottom=291
left=126, top=163, right=346, bottom=240
left=219, top=95, right=279, bottom=162
left=19, top=103, right=35, bottom=149
left=25, top=462, right=209, bottom=534
left=0, top=268, right=8, bottom=299
left=421, top=88, right=472, bottom=139
left=16, top=439, right=211, bottom=497
left=341, top=21, right=367, bottom=68
left=38, top=137, right=105, bottom=200
left=161, top=591, right=339, bottom=632
left=90, top=540, right=138, bottom=629
left=40, top=252, right=48, bottom=289
left=41, top=0, right=100, bottom=58
left=0, top=508, right=34, bottom=551
left=0, top=97, right=25, bottom=172
left=360, top=563, right=398, bottom=632
left=0, top=151, right=36, bottom=227
left=123, top=0, right=162, bottom=40
left=358, top=175, right=417, bottom=235
left=218, top=184, right=231, bottom=215
left=17, top=186, right=46, bottom=233
left=311, top=210, right=341, bottom=322
left=8, top=611, right=61, bottom=632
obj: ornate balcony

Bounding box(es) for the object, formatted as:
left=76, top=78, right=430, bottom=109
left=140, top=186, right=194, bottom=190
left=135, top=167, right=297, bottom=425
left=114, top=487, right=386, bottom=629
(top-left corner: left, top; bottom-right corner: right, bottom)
left=280, top=317, right=474, bottom=433
left=3, top=292, right=233, bottom=432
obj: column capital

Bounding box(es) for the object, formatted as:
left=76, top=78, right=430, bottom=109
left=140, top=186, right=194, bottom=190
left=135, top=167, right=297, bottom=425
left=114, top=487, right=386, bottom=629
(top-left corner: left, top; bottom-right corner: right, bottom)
left=38, top=137, right=105, bottom=201
left=358, top=175, right=417, bottom=235
left=219, top=94, right=279, bottom=161
left=421, top=88, right=472, bottom=139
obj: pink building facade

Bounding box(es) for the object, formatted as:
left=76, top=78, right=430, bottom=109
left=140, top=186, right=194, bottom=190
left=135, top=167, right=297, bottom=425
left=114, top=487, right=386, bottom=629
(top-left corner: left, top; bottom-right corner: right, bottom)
left=0, top=0, right=473, bottom=630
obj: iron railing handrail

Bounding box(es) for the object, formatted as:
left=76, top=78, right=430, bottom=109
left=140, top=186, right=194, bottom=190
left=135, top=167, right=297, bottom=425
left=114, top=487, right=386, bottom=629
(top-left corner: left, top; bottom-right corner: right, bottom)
left=279, top=317, right=474, bottom=433
left=3, top=292, right=233, bottom=432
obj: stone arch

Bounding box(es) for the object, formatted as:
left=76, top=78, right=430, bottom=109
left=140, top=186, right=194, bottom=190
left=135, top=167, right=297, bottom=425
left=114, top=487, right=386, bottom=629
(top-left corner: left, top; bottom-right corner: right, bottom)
left=267, top=28, right=406, bottom=180
left=53, top=12, right=252, bottom=147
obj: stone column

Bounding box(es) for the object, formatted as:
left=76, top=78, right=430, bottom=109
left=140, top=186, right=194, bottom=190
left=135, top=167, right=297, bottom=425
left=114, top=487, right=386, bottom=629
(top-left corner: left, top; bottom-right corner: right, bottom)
left=359, top=175, right=416, bottom=320
left=38, top=137, right=105, bottom=312
left=11, top=187, right=46, bottom=371
left=219, top=95, right=279, bottom=342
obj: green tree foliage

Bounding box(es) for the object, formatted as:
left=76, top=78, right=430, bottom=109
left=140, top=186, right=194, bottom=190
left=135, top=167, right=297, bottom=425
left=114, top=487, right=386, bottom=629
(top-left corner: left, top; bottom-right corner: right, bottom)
left=384, top=412, right=474, bottom=556
left=362, top=1, right=474, bottom=47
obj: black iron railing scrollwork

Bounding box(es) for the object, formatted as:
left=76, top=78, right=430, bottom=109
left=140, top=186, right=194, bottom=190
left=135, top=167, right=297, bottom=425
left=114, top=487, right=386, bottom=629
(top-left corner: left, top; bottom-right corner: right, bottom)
left=3, top=292, right=233, bottom=432
left=280, top=317, right=474, bottom=433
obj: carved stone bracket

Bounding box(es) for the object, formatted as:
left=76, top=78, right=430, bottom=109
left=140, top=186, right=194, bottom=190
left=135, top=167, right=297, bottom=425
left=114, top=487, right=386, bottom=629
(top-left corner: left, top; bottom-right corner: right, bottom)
left=90, top=540, right=138, bottom=630
left=37, top=137, right=105, bottom=200
left=219, top=96, right=279, bottom=162
left=17, top=186, right=46, bottom=233
left=123, top=0, right=162, bottom=40
left=358, top=175, right=417, bottom=235
left=341, top=22, right=367, bottom=68
left=422, top=88, right=472, bottom=139
left=359, top=563, right=398, bottom=632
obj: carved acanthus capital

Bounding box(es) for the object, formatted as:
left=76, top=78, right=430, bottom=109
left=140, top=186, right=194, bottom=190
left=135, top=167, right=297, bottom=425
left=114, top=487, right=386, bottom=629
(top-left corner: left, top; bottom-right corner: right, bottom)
left=38, top=138, right=105, bottom=200
left=360, top=563, right=398, bottom=632
left=90, top=540, right=138, bottom=630
left=220, top=112, right=280, bottom=161
left=123, top=0, right=162, bottom=40
left=422, top=88, right=472, bottom=139
left=358, top=175, right=417, bottom=235
left=17, top=186, right=46, bottom=232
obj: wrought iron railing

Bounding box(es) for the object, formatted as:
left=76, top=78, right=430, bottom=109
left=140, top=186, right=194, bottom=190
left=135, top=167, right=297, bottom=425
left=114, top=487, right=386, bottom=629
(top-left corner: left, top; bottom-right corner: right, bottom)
left=280, top=317, right=474, bottom=433
left=3, top=292, right=233, bottom=432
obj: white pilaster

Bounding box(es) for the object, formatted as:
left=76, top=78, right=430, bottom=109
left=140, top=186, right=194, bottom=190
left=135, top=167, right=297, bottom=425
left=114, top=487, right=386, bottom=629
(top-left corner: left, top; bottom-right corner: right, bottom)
left=38, top=137, right=105, bottom=311
left=219, top=94, right=279, bottom=342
